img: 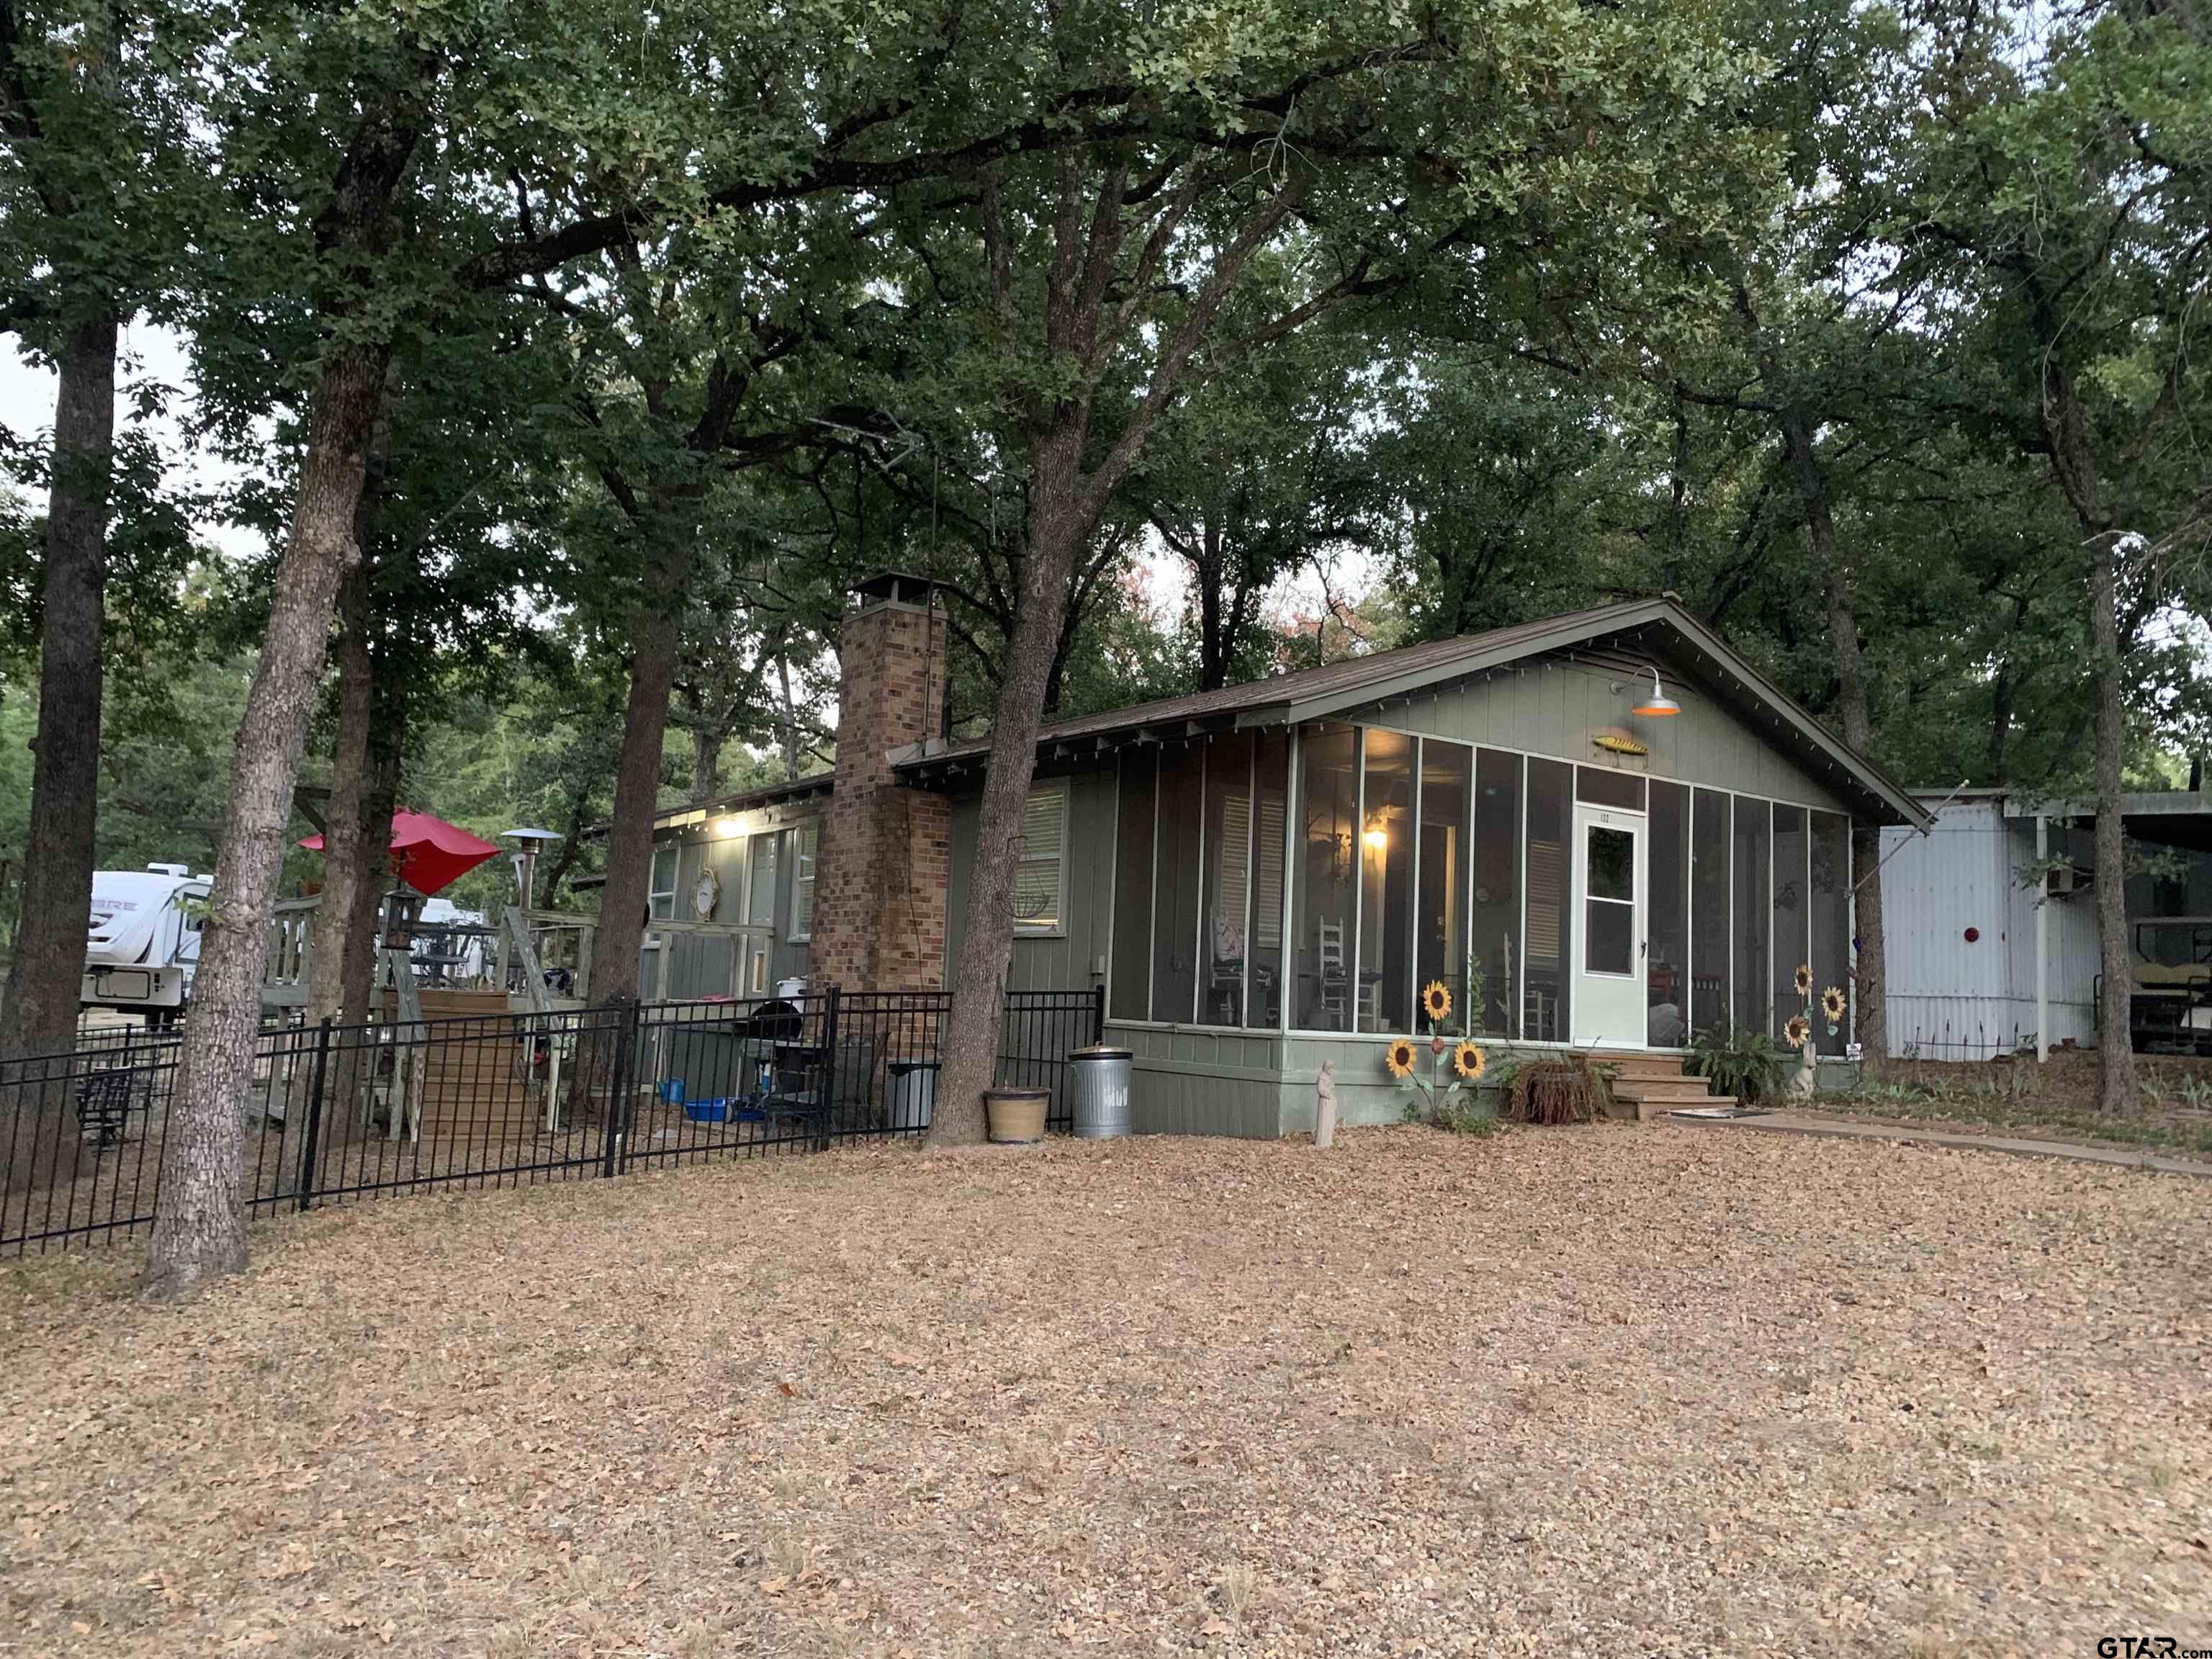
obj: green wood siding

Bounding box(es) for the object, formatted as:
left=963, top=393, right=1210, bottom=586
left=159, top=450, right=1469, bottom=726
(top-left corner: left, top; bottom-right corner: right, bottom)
left=1359, top=655, right=1850, bottom=814
left=1102, top=1020, right=1285, bottom=1138
left=945, top=769, right=1116, bottom=994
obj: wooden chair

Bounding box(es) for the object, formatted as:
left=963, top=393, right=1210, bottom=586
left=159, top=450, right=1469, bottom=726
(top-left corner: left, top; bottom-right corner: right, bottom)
left=1318, top=922, right=1349, bottom=1024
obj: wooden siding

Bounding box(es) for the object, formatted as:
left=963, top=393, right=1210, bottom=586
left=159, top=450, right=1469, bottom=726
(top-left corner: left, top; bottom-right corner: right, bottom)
left=945, top=769, right=1116, bottom=994
left=656, top=825, right=812, bottom=999
left=1359, top=654, right=1850, bottom=814
left=1103, top=1021, right=1286, bottom=1138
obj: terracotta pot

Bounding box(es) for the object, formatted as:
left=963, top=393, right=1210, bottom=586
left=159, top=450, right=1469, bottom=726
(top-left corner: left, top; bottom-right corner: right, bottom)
left=984, top=1088, right=1048, bottom=1144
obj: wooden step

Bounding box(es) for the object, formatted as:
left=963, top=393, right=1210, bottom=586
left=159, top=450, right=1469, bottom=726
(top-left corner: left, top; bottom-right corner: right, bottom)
left=1612, top=1078, right=1720, bottom=1102
left=1590, top=1052, right=1690, bottom=1082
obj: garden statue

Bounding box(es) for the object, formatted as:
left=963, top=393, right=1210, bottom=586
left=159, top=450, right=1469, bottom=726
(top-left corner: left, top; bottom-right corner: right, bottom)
left=1315, top=1060, right=1337, bottom=1149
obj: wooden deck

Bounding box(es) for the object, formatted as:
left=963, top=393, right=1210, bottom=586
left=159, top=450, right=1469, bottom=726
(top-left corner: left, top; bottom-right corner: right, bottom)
left=378, top=988, right=536, bottom=1140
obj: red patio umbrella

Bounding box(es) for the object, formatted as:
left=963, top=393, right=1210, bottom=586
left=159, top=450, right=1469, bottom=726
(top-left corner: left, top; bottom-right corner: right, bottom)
left=300, top=809, right=500, bottom=898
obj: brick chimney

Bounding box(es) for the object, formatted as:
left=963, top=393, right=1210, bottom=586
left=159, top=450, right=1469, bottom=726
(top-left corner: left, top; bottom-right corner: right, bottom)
left=809, top=573, right=951, bottom=992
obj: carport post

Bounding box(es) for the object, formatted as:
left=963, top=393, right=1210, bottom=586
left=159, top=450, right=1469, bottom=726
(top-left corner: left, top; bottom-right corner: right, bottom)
left=2035, top=814, right=2049, bottom=1063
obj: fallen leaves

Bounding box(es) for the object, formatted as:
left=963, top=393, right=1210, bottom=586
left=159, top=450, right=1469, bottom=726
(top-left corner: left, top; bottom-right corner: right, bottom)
left=1, top=1126, right=2206, bottom=1658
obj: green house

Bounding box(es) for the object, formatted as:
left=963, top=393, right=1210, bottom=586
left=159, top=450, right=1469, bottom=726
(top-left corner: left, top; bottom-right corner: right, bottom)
left=651, top=576, right=1930, bottom=1135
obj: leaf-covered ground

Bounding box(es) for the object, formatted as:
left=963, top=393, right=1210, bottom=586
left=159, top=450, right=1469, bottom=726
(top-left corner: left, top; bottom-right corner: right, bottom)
left=4, top=1124, right=2206, bottom=1658
left=1817, top=1048, right=2212, bottom=1161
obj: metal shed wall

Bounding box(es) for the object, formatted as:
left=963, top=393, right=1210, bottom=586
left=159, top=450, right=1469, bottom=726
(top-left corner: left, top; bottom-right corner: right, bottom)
left=1879, top=800, right=2099, bottom=1058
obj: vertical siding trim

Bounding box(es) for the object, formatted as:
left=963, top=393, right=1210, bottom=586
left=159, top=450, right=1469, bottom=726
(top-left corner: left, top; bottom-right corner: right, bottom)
left=1147, top=747, right=1160, bottom=1021
left=1105, top=761, right=1120, bottom=999
left=1462, top=739, right=1475, bottom=1029
left=1193, top=739, right=1208, bottom=1024
left=1767, top=801, right=1776, bottom=1035
left=1515, top=751, right=1527, bottom=1040
left=1802, top=807, right=1814, bottom=1012
left=1410, top=736, right=1424, bottom=1024
left=1280, top=726, right=1299, bottom=1038
left=1353, top=727, right=1367, bottom=1033
left=1243, top=734, right=1256, bottom=1027
left=1847, top=823, right=1858, bottom=1051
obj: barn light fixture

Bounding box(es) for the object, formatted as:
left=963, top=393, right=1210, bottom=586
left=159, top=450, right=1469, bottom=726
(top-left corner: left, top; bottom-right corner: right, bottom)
left=1630, top=666, right=1681, bottom=718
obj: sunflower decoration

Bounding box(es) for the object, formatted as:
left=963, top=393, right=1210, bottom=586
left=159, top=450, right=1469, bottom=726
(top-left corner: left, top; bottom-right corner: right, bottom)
left=1421, top=979, right=1452, bottom=1025
left=1452, top=1040, right=1487, bottom=1082
left=1793, top=962, right=1814, bottom=998
left=1384, top=1037, right=1418, bottom=1079
left=1784, top=1014, right=1812, bottom=1050
left=1820, top=984, right=1847, bottom=1023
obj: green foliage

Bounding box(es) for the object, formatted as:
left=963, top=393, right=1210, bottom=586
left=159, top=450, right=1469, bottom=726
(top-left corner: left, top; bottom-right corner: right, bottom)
left=1399, top=1090, right=1501, bottom=1137
left=1686, top=1022, right=1790, bottom=1106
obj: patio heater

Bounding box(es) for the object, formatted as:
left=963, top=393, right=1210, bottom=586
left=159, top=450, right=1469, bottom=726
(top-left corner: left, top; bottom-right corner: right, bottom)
left=501, top=827, right=562, bottom=912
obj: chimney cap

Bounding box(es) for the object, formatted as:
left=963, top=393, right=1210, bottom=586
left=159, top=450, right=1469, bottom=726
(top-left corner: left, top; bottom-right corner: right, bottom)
left=853, top=570, right=938, bottom=609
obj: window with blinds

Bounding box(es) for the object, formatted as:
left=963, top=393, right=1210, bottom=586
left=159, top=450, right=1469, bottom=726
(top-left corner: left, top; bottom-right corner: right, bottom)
left=1012, top=783, right=1067, bottom=932
left=649, top=845, right=678, bottom=921
left=789, top=822, right=819, bottom=940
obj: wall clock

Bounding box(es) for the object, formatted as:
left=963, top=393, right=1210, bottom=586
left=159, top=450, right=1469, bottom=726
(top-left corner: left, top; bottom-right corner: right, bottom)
left=693, top=866, right=720, bottom=920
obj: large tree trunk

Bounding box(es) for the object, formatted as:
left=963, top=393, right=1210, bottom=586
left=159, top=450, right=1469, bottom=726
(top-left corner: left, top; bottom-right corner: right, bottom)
left=2086, top=531, right=2134, bottom=1112
left=1776, top=407, right=1889, bottom=1071
left=2036, top=354, right=2136, bottom=1114
left=307, top=559, right=376, bottom=1026
left=588, top=576, right=685, bottom=1010
left=306, top=405, right=390, bottom=1028
left=1, top=310, right=117, bottom=1071
left=932, top=433, right=1087, bottom=1144
left=320, top=647, right=403, bottom=1155
left=143, top=72, right=426, bottom=1299
left=776, top=649, right=801, bottom=782
left=144, top=339, right=394, bottom=1297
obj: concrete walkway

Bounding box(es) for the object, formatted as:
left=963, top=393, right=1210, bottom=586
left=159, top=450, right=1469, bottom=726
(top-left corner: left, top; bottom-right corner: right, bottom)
left=1671, top=1107, right=2212, bottom=1179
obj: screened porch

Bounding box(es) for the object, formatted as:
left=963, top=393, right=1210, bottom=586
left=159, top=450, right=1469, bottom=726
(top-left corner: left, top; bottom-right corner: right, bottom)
left=1103, top=721, right=1857, bottom=1053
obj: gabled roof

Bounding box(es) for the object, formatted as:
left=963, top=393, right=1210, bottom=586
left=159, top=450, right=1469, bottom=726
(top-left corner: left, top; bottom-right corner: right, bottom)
left=892, top=596, right=1933, bottom=828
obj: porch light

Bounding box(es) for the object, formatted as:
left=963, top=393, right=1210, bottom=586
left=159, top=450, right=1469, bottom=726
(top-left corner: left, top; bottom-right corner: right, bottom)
left=1362, top=815, right=1389, bottom=852
left=1632, top=666, right=1681, bottom=718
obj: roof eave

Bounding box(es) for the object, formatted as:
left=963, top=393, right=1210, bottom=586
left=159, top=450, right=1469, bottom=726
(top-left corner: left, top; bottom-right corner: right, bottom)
left=891, top=598, right=1932, bottom=830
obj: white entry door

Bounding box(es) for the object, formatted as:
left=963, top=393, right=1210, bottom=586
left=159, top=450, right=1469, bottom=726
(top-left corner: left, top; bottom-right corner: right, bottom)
left=1570, top=803, right=1647, bottom=1047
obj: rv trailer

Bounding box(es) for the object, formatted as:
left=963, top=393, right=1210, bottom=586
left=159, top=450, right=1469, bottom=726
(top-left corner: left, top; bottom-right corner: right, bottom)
left=82, top=863, right=211, bottom=1018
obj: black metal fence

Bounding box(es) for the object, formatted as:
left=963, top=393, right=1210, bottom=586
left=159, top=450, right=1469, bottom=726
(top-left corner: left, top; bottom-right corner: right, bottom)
left=0, top=984, right=1104, bottom=1258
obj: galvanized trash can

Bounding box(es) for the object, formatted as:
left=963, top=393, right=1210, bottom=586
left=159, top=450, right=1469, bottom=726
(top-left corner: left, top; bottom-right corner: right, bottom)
left=1069, top=1045, right=1133, bottom=1139
left=886, top=1059, right=937, bottom=1130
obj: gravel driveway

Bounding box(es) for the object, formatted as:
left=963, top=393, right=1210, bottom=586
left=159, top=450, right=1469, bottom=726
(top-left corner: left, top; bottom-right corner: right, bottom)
left=4, top=1123, right=2206, bottom=1657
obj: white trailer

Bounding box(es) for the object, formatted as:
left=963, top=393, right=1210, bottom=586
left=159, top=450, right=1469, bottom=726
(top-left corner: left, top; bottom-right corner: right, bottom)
left=82, top=863, right=212, bottom=1017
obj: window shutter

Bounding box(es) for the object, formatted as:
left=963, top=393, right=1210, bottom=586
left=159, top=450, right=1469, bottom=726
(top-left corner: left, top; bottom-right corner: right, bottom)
left=1254, top=799, right=1285, bottom=943
left=1526, top=839, right=1562, bottom=957
left=1215, top=793, right=1251, bottom=947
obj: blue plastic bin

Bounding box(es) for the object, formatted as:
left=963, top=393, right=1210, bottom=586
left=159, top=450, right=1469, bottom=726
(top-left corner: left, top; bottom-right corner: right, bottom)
left=683, top=1097, right=729, bottom=1123
left=658, top=1077, right=687, bottom=1105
